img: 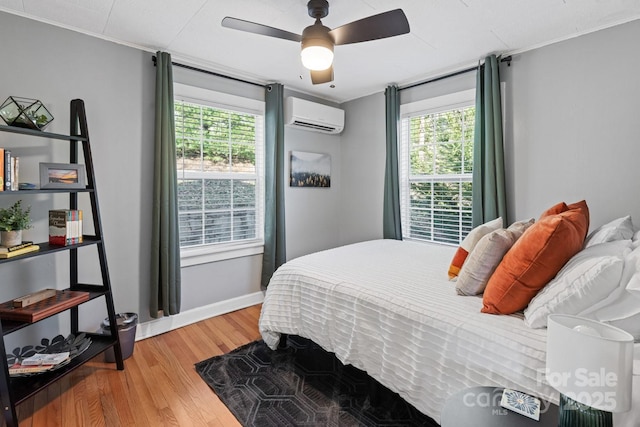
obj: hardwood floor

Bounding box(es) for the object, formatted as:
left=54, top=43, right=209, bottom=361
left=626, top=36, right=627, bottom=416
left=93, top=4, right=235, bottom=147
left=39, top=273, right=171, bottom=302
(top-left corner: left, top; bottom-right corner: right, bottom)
left=12, top=304, right=262, bottom=427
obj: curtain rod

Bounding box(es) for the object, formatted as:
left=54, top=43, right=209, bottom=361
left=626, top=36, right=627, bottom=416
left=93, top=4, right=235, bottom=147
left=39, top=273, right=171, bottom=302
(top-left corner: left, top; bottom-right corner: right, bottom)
left=152, top=55, right=266, bottom=88
left=399, top=55, right=511, bottom=92
left=153, top=54, right=511, bottom=93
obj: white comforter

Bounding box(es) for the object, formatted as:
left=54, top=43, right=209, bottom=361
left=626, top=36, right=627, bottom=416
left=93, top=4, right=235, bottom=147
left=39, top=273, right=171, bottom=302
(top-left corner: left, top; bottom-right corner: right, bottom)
left=259, top=239, right=556, bottom=423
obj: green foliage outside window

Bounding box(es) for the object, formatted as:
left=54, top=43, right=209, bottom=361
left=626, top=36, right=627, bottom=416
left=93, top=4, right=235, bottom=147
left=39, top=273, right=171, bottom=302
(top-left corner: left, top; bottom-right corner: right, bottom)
left=175, top=102, right=256, bottom=172
left=175, top=100, right=260, bottom=248
left=406, top=106, right=475, bottom=244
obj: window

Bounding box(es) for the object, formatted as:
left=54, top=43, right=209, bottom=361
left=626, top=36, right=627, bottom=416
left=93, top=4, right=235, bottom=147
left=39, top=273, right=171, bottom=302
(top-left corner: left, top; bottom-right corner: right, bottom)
left=400, top=90, right=475, bottom=245
left=174, top=84, right=264, bottom=264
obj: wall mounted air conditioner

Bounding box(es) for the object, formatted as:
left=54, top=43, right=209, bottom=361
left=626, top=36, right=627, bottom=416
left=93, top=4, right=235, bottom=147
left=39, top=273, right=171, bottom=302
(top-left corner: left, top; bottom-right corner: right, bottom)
left=284, top=96, right=345, bottom=134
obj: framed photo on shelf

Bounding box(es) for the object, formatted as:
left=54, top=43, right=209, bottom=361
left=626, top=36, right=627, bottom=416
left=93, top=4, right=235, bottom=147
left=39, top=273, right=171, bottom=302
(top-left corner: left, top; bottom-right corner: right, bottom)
left=39, top=163, right=86, bottom=189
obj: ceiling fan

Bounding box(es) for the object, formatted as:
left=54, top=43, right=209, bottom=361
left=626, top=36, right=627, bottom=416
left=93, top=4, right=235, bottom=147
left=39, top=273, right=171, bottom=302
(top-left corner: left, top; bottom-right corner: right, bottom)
left=222, top=0, right=410, bottom=85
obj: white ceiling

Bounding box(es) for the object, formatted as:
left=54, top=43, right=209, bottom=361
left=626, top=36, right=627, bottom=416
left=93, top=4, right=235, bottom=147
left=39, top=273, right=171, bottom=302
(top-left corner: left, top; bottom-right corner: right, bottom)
left=1, top=0, right=639, bottom=103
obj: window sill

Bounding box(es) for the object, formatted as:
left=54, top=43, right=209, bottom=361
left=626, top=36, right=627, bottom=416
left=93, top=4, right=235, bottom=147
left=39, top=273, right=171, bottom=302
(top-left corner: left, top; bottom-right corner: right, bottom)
left=402, top=237, right=458, bottom=247
left=180, top=241, right=264, bottom=267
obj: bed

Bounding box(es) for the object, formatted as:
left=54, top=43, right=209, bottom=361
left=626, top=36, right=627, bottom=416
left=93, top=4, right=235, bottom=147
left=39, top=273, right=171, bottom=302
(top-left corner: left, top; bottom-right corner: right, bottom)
left=259, top=239, right=556, bottom=423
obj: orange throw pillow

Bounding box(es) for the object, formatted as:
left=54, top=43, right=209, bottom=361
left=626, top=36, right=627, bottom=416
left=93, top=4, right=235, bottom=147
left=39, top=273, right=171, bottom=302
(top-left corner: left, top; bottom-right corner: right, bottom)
left=539, top=201, right=568, bottom=218
left=481, top=200, right=589, bottom=314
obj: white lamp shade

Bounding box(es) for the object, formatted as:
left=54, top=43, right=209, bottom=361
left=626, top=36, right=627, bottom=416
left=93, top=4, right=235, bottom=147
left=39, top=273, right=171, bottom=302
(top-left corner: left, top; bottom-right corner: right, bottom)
left=300, top=45, right=333, bottom=71
left=546, top=314, right=633, bottom=412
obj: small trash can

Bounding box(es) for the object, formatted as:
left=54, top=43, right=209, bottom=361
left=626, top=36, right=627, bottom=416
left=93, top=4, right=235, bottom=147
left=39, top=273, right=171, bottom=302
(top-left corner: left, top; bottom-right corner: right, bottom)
left=101, top=312, right=138, bottom=363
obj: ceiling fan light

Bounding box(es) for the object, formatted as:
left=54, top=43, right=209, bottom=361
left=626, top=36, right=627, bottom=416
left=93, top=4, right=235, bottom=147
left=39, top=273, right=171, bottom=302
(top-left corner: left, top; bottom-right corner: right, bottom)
left=301, top=45, right=334, bottom=70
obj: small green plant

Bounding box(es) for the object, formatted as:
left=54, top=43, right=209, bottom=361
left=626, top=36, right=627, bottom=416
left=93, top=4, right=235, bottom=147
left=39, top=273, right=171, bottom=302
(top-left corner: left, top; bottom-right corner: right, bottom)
left=0, top=200, right=32, bottom=231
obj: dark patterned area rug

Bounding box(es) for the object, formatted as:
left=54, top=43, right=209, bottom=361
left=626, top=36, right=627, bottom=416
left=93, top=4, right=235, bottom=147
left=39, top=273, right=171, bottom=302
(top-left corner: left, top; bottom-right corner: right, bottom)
left=195, top=335, right=438, bottom=427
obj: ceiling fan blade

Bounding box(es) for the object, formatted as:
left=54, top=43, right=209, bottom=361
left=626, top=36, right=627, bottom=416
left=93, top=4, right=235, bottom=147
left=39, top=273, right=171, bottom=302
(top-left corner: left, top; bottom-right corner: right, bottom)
left=222, top=17, right=301, bottom=42
left=310, top=67, right=334, bottom=85
left=329, top=9, right=410, bottom=45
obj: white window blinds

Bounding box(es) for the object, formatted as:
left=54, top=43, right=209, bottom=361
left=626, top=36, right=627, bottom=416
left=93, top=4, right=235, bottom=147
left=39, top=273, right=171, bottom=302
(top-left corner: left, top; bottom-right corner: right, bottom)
left=175, top=100, right=264, bottom=248
left=400, top=105, right=475, bottom=244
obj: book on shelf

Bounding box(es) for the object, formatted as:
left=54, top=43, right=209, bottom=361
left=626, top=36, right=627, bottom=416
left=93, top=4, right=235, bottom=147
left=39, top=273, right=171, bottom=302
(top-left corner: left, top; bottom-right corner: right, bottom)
left=0, top=145, right=23, bottom=190
left=11, top=156, right=18, bottom=191
left=21, top=352, right=70, bottom=366
left=8, top=352, right=71, bottom=375
left=0, top=241, right=33, bottom=253
left=0, top=244, right=39, bottom=259
left=49, top=209, right=83, bottom=246
left=0, top=148, right=4, bottom=191
left=9, top=363, right=56, bottom=375
left=3, top=149, right=10, bottom=191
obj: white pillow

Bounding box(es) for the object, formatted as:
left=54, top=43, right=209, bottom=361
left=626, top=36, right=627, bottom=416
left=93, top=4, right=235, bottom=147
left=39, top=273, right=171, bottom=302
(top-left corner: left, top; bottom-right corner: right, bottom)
left=581, top=291, right=640, bottom=340
left=448, top=217, right=503, bottom=280
left=584, top=215, right=634, bottom=248
left=524, top=239, right=632, bottom=328
left=580, top=243, right=640, bottom=315
left=577, top=243, right=640, bottom=339
left=456, top=218, right=534, bottom=296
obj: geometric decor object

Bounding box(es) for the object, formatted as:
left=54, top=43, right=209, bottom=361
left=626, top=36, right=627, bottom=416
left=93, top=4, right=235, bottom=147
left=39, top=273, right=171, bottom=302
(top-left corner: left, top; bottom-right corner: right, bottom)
left=0, top=96, right=54, bottom=130
left=195, top=335, right=437, bottom=427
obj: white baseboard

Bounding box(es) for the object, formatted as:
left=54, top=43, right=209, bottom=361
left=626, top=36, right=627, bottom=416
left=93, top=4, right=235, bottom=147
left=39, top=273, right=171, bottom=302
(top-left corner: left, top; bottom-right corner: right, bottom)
left=135, top=291, right=265, bottom=341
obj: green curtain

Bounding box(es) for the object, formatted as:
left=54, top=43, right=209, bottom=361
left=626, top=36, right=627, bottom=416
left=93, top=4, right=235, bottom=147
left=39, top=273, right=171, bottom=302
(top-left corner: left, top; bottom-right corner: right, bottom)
left=150, top=51, right=181, bottom=317
left=261, top=83, right=286, bottom=288
left=383, top=85, right=402, bottom=239
left=472, top=55, right=507, bottom=227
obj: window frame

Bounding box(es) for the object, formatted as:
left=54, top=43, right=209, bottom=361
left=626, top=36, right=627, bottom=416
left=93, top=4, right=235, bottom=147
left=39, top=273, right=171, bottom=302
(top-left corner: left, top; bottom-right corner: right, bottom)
left=399, top=89, right=476, bottom=245
left=173, top=83, right=265, bottom=266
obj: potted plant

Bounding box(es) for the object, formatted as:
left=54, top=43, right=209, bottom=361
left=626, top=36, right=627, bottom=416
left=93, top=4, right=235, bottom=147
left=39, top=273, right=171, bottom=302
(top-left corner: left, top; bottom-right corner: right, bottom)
left=0, top=200, right=32, bottom=247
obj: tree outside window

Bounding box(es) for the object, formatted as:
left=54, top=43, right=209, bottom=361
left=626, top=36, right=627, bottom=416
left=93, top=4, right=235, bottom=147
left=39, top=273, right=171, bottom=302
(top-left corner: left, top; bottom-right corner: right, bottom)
left=401, top=105, right=475, bottom=244
left=175, top=100, right=263, bottom=248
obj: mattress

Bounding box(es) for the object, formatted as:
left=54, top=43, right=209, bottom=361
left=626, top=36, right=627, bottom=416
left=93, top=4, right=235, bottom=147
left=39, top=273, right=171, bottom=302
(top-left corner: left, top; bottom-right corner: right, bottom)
left=259, top=239, right=556, bottom=423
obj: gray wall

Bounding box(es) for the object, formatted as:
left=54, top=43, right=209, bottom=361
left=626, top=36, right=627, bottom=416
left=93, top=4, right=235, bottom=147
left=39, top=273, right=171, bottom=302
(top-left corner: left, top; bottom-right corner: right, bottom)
left=283, top=129, right=342, bottom=260
left=0, top=12, right=154, bottom=344
left=502, top=19, right=640, bottom=228
left=339, top=20, right=640, bottom=240
left=339, top=92, right=385, bottom=245
left=281, top=89, right=343, bottom=260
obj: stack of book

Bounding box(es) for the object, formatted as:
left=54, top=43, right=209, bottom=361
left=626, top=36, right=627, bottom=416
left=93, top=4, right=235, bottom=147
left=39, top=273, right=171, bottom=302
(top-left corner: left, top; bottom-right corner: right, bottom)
left=0, top=148, right=19, bottom=191
left=9, top=352, right=70, bottom=375
left=0, top=241, right=39, bottom=259
left=49, top=210, right=83, bottom=246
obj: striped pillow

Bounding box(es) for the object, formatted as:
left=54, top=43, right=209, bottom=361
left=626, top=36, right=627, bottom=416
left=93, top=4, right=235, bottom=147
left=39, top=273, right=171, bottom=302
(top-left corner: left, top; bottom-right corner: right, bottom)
left=447, top=217, right=503, bottom=279
left=456, top=218, right=534, bottom=295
